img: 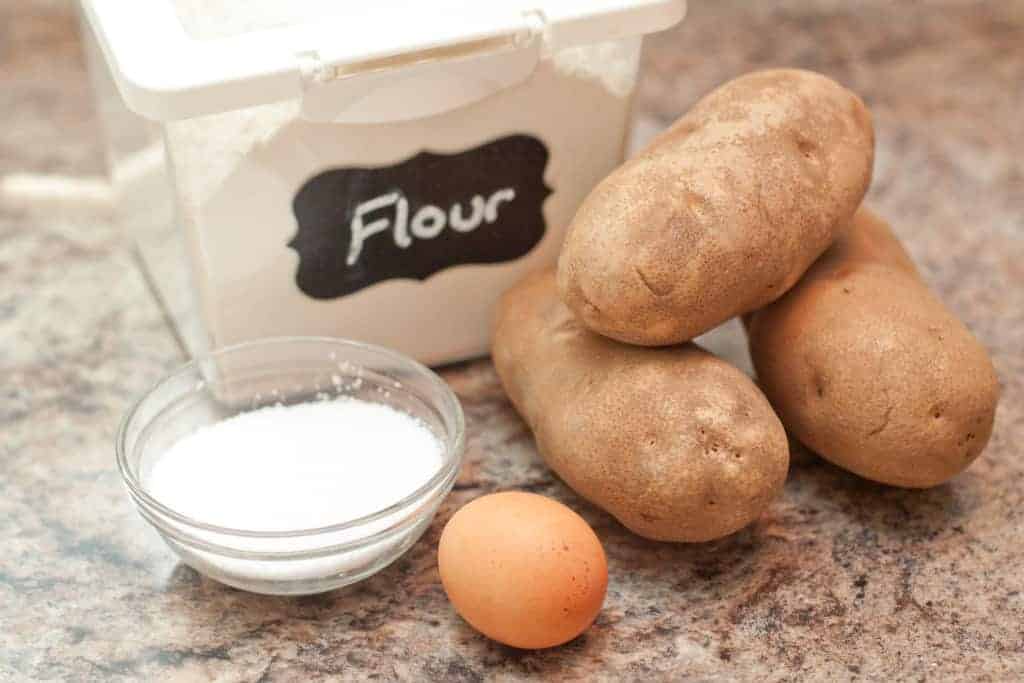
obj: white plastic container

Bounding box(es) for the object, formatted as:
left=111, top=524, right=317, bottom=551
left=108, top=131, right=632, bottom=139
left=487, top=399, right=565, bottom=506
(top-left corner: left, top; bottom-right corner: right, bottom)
left=81, top=0, right=687, bottom=364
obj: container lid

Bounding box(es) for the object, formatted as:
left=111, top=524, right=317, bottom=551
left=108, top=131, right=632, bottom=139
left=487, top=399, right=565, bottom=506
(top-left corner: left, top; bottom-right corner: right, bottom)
left=81, top=0, right=686, bottom=122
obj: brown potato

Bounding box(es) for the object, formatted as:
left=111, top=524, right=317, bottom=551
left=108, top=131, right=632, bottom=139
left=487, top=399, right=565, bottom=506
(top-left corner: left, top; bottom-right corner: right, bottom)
left=558, top=69, right=874, bottom=346
left=493, top=270, right=789, bottom=542
left=746, top=208, right=1000, bottom=488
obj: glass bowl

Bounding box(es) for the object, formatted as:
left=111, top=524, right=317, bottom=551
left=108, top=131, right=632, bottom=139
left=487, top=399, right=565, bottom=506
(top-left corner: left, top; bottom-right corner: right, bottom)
left=116, top=337, right=465, bottom=595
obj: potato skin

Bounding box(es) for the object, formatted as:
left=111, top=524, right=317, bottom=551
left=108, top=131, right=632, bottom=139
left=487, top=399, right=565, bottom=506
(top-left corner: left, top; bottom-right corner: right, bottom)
left=747, top=208, right=1000, bottom=488
left=558, top=69, right=874, bottom=346
left=493, top=270, right=789, bottom=542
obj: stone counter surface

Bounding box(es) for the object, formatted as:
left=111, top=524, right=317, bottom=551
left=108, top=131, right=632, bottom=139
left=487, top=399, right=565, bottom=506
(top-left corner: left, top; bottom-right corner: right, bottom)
left=2, top=1, right=1023, bottom=680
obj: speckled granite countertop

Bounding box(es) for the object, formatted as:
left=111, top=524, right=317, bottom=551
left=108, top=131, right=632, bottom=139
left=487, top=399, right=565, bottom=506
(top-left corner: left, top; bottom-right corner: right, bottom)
left=2, top=1, right=1023, bottom=680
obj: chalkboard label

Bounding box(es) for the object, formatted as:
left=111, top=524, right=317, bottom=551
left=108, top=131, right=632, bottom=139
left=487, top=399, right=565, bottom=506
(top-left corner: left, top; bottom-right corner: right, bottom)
left=289, top=134, right=552, bottom=300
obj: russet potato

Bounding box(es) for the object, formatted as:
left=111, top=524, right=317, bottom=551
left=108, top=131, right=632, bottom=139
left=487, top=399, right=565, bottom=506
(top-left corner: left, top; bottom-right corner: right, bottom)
left=558, top=69, right=874, bottom=346
left=493, top=270, right=789, bottom=542
left=747, top=208, right=1000, bottom=488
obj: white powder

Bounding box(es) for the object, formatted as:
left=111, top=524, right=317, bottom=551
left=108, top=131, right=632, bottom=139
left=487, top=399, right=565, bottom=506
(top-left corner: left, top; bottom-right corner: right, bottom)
left=156, top=1, right=641, bottom=364
left=551, top=40, right=643, bottom=98
left=145, top=398, right=444, bottom=532
left=165, top=0, right=640, bottom=209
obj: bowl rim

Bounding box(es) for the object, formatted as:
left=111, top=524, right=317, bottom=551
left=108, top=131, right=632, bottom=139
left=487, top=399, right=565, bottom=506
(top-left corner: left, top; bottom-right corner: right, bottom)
left=116, top=336, right=466, bottom=541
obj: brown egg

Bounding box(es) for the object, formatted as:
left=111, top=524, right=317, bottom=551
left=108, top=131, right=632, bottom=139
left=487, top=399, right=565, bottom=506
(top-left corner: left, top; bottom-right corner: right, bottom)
left=438, top=491, right=608, bottom=649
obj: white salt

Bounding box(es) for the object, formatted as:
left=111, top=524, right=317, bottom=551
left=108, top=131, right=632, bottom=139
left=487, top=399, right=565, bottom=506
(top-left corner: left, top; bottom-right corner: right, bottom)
left=145, top=398, right=444, bottom=532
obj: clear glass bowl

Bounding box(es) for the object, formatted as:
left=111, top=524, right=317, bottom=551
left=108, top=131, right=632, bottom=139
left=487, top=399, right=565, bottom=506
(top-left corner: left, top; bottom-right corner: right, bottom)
left=117, top=337, right=465, bottom=595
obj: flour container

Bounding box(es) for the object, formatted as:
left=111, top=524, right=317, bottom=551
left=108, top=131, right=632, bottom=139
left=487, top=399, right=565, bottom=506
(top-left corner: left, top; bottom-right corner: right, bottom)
left=80, top=0, right=687, bottom=364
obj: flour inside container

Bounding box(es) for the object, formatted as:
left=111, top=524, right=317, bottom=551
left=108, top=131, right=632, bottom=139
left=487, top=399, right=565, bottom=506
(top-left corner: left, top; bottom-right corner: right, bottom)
left=158, top=1, right=643, bottom=363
